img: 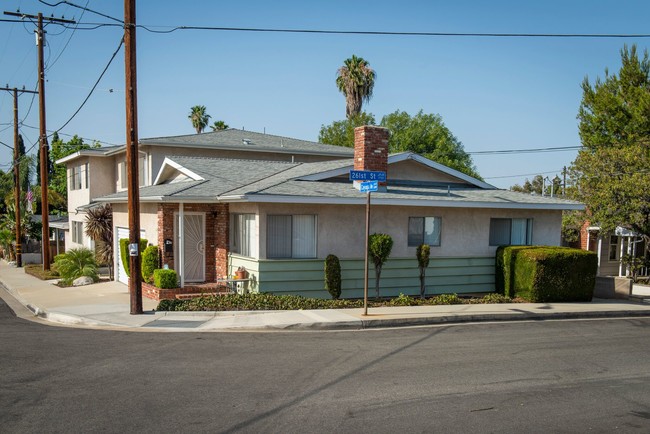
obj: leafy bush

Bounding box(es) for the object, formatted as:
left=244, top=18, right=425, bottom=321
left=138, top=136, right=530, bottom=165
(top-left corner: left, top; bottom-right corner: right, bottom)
left=141, top=245, right=160, bottom=284
left=416, top=244, right=430, bottom=299
left=468, top=293, right=512, bottom=304
left=53, top=248, right=99, bottom=286
left=119, top=238, right=148, bottom=277
left=369, top=233, right=393, bottom=299
left=430, top=293, right=463, bottom=305
left=499, top=246, right=597, bottom=302
left=389, top=293, right=421, bottom=306
left=324, top=254, right=342, bottom=299
left=154, top=269, right=179, bottom=289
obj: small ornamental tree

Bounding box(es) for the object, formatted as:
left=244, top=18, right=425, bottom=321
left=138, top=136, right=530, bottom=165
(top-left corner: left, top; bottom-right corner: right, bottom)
left=324, top=254, right=342, bottom=299
left=368, top=233, right=393, bottom=299
left=416, top=244, right=430, bottom=299
left=141, top=245, right=160, bottom=284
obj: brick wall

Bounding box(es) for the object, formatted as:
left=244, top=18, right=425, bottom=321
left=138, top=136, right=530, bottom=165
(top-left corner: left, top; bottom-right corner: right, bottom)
left=579, top=220, right=591, bottom=250
left=354, top=125, right=389, bottom=185
left=157, top=202, right=230, bottom=283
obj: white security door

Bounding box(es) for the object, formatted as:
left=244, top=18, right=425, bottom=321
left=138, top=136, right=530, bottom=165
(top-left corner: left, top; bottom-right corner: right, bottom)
left=174, top=213, right=205, bottom=282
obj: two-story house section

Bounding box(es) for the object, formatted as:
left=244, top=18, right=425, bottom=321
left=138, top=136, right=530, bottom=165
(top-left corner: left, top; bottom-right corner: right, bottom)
left=56, top=129, right=354, bottom=253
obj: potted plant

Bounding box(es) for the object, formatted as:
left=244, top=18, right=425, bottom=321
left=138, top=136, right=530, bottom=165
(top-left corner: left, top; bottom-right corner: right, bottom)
left=235, top=266, right=249, bottom=280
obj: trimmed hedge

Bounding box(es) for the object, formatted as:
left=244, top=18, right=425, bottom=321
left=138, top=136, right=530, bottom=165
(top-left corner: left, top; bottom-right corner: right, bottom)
left=324, top=254, right=342, bottom=299
left=496, top=246, right=597, bottom=302
left=141, top=245, right=160, bottom=284
left=119, top=238, right=148, bottom=277
left=154, top=269, right=179, bottom=289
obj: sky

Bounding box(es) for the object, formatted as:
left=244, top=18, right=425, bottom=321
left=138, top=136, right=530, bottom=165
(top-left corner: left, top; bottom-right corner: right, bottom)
left=1, top=0, right=649, bottom=189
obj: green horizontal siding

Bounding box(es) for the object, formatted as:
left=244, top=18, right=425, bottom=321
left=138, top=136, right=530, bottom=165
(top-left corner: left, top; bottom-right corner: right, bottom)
left=228, top=255, right=496, bottom=299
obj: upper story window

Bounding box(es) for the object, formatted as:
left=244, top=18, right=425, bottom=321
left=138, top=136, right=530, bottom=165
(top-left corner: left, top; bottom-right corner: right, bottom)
left=70, top=163, right=88, bottom=191
left=119, top=155, right=147, bottom=189
left=267, top=215, right=317, bottom=259
left=489, top=218, right=533, bottom=246
left=138, top=154, right=147, bottom=187
left=119, top=161, right=127, bottom=189
left=408, top=216, right=441, bottom=247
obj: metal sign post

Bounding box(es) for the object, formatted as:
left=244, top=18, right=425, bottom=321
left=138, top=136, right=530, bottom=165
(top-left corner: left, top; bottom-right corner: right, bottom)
left=363, top=190, right=370, bottom=315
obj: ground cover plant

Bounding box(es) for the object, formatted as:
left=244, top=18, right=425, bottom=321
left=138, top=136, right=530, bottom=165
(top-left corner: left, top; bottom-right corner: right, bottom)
left=156, top=292, right=520, bottom=312
left=24, top=264, right=59, bottom=280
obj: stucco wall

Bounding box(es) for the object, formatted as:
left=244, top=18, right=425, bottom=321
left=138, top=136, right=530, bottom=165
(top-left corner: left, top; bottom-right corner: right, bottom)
left=253, top=203, right=562, bottom=260
left=88, top=156, right=116, bottom=200
left=388, top=159, right=472, bottom=185
left=112, top=202, right=158, bottom=245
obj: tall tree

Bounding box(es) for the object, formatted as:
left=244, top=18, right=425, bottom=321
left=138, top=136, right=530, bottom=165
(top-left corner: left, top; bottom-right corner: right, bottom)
left=318, top=112, right=376, bottom=147
left=571, top=45, right=650, bottom=251
left=336, top=55, right=376, bottom=119
left=210, top=120, right=229, bottom=131
left=188, top=105, right=211, bottom=133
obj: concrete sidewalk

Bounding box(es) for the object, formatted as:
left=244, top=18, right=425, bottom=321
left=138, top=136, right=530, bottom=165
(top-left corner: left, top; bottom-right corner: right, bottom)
left=2, top=260, right=650, bottom=332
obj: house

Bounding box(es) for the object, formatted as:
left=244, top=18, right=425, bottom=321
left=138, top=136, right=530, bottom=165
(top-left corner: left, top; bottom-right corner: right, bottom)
left=93, top=126, right=584, bottom=299
left=55, top=129, right=354, bottom=253
left=578, top=221, right=648, bottom=277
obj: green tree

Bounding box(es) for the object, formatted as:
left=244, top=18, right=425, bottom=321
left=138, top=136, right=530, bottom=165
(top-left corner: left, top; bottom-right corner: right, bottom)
left=319, top=110, right=480, bottom=179
left=336, top=55, right=376, bottom=119
left=318, top=112, right=376, bottom=147
left=210, top=120, right=229, bottom=131
left=381, top=110, right=481, bottom=179
left=571, top=45, right=650, bottom=252
left=368, top=233, right=393, bottom=299
left=189, top=105, right=211, bottom=133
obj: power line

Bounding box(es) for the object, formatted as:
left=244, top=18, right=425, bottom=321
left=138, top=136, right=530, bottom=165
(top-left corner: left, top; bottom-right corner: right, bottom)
left=485, top=170, right=562, bottom=180
left=44, top=0, right=90, bottom=71
left=467, top=145, right=581, bottom=155
left=38, top=0, right=122, bottom=23
left=54, top=36, right=124, bottom=134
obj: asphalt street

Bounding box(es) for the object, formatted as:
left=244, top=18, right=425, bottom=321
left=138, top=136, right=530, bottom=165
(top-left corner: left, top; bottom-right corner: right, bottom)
left=2, top=297, right=650, bottom=433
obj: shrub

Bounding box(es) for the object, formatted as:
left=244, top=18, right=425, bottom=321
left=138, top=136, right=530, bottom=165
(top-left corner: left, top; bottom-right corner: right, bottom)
left=430, top=293, right=463, bottom=305
left=153, top=268, right=179, bottom=289
left=389, top=293, right=421, bottom=306
left=469, top=293, right=512, bottom=304
left=53, top=248, right=99, bottom=286
left=141, top=245, right=160, bottom=284
left=324, top=254, right=342, bottom=299
left=416, top=244, right=430, bottom=299
left=369, top=233, right=393, bottom=299
left=119, top=238, right=148, bottom=277
left=495, top=245, right=536, bottom=297
left=508, top=246, right=597, bottom=302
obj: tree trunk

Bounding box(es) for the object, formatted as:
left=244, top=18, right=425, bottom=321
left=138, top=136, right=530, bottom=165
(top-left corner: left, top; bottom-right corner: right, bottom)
left=419, top=267, right=426, bottom=299
left=375, top=264, right=382, bottom=300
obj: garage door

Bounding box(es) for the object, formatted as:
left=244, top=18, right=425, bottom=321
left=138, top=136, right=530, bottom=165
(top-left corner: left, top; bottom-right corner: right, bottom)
left=115, top=227, right=145, bottom=285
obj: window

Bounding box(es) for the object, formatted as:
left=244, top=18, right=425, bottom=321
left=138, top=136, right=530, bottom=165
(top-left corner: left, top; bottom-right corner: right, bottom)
left=230, top=214, right=256, bottom=257
left=408, top=217, right=441, bottom=246
left=489, top=218, right=533, bottom=246
left=70, top=163, right=88, bottom=191
left=267, top=215, right=317, bottom=259
left=71, top=221, right=84, bottom=244
left=119, top=161, right=127, bottom=189
left=138, top=154, right=147, bottom=187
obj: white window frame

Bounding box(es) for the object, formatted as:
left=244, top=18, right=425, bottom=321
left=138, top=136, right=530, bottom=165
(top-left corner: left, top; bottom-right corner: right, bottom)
left=70, top=165, right=84, bottom=191
left=230, top=213, right=256, bottom=257
left=71, top=221, right=84, bottom=244
left=489, top=218, right=533, bottom=246
left=408, top=216, right=442, bottom=247
left=267, top=214, right=317, bottom=259
left=118, top=161, right=127, bottom=189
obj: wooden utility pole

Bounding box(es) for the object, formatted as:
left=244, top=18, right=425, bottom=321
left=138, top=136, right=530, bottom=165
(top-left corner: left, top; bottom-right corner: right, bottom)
left=0, top=85, right=39, bottom=268
left=125, top=0, right=143, bottom=314
left=12, top=89, right=22, bottom=268
left=4, top=11, right=75, bottom=270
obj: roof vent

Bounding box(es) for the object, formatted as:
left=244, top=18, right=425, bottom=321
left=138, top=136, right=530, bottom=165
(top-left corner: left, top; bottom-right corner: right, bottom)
left=242, top=139, right=252, bottom=145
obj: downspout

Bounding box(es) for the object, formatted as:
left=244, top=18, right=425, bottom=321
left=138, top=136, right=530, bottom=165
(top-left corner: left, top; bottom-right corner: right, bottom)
left=597, top=236, right=602, bottom=276
left=179, top=202, right=185, bottom=288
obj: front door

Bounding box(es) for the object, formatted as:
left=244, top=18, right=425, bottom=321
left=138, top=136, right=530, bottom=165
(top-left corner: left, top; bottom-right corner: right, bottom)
left=174, top=213, right=205, bottom=282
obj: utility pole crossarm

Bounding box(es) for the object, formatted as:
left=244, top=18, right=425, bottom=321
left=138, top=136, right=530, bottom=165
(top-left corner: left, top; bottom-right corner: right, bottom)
left=3, top=11, right=76, bottom=24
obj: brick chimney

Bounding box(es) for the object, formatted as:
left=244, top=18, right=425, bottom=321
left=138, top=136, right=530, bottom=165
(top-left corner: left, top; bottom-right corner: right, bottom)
left=354, top=125, right=389, bottom=186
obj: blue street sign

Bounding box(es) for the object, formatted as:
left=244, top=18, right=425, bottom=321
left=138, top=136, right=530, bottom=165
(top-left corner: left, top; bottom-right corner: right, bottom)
left=349, top=170, right=386, bottom=182
left=359, top=180, right=378, bottom=193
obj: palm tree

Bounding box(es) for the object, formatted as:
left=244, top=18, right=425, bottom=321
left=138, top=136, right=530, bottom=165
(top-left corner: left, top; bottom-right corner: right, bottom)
left=85, top=203, right=113, bottom=279
left=210, top=120, right=229, bottom=131
left=188, top=105, right=211, bottom=133
left=336, top=55, right=376, bottom=119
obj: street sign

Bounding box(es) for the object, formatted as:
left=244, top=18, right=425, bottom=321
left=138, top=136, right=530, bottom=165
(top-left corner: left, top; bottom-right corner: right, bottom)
left=358, top=180, right=378, bottom=193
left=349, top=170, right=386, bottom=182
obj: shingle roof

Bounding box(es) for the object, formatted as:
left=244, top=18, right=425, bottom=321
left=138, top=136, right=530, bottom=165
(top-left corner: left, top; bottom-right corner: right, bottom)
left=96, top=155, right=584, bottom=210
left=139, top=129, right=354, bottom=157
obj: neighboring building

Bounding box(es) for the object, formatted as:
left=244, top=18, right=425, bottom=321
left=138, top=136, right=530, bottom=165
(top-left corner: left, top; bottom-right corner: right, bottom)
left=95, top=126, right=584, bottom=299
left=55, top=129, right=354, bottom=253
left=579, top=221, right=648, bottom=277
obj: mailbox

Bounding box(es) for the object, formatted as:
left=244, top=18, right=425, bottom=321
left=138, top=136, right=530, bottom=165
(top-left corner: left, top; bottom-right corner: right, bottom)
left=164, top=238, right=173, bottom=253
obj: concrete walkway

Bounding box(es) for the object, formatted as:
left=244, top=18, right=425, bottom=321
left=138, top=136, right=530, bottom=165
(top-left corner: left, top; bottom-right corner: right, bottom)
left=2, top=260, right=650, bottom=332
